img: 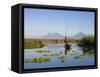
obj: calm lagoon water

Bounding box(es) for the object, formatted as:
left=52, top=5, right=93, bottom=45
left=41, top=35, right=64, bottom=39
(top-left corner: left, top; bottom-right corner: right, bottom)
left=24, top=44, right=95, bottom=69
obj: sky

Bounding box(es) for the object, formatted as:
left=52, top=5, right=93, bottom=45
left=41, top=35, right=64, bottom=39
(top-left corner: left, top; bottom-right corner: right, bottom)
left=24, top=8, right=95, bottom=38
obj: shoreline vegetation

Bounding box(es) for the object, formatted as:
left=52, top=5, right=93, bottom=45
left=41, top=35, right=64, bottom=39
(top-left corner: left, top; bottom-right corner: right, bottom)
left=24, top=40, right=44, bottom=49
left=78, top=35, right=95, bottom=54
left=24, top=38, right=78, bottom=49
left=24, top=35, right=95, bottom=55
left=74, top=35, right=95, bottom=59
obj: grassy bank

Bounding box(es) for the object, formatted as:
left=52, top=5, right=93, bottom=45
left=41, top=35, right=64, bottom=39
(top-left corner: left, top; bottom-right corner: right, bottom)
left=24, top=40, right=44, bottom=49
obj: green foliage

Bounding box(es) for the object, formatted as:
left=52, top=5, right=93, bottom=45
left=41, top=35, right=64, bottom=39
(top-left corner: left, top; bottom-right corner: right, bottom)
left=24, top=40, right=44, bottom=49
left=79, top=35, right=95, bottom=52
left=88, top=50, right=95, bottom=55
left=24, top=57, right=52, bottom=63
left=33, top=58, right=51, bottom=63
left=58, top=56, right=66, bottom=63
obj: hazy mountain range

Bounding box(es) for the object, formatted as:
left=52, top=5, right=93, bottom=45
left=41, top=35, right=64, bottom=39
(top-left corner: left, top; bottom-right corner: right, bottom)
left=41, top=33, right=64, bottom=39
left=41, top=32, right=86, bottom=39
left=25, top=32, right=86, bottom=39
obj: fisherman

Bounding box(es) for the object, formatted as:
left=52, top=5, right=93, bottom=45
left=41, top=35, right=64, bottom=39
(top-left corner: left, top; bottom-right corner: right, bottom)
left=64, top=35, right=70, bottom=55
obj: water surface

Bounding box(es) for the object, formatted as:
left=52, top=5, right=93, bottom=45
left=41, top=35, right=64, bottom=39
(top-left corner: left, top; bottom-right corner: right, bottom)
left=24, top=44, right=94, bottom=69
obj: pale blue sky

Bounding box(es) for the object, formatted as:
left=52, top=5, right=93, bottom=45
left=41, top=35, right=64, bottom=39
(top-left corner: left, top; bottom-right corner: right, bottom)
left=24, top=8, right=94, bottom=38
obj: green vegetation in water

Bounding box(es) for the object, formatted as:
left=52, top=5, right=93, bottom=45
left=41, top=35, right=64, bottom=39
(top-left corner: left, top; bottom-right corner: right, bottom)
left=33, top=58, right=51, bottom=63
left=24, top=57, right=52, bottom=63
left=58, top=56, right=66, bottom=63
left=87, top=49, right=95, bottom=55
left=44, top=53, right=60, bottom=57
left=74, top=50, right=95, bottom=59
left=74, top=54, right=87, bottom=59
left=24, top=40, right=44, bottom=49
left=35, top=50, right=51, bottom=53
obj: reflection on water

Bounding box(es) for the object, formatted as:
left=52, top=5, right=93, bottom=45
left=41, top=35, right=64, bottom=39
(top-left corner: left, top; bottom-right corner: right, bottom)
left=24, top=44, right=95, bottom=69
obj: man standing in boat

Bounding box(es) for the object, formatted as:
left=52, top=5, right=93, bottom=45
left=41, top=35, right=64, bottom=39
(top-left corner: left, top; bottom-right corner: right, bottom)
left=64, top=32, right=70, bottom=55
